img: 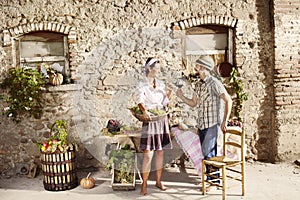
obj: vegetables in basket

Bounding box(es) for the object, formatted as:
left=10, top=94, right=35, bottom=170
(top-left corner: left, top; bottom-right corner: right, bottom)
left=129, top=106, right=167, bottom=122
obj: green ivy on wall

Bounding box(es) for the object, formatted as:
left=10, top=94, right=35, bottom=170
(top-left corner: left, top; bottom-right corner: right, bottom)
left=229, top=67, right=248, bottom=122
left=0, top=67, right=46, bottom=122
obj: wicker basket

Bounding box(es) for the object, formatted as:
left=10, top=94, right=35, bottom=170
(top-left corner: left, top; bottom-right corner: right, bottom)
left=130, top=109, right=167, bottom=122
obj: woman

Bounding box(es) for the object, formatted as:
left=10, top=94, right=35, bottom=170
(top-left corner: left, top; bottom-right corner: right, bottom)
left=134, top=57, right=173, bottom=195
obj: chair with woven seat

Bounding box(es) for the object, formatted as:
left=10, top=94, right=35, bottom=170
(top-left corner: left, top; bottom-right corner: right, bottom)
left=202, top=126, right=245, bottom=200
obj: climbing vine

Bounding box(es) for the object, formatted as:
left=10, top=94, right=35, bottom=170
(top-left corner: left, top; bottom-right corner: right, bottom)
left=229, top=68, right=248, bottom=122
left=0, top=67, right=46, bottom=122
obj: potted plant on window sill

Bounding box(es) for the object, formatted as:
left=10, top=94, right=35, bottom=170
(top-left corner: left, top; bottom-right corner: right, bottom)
left=36, top=119, right=78, bottom=191
left=106, top=144, right=136, bottom=190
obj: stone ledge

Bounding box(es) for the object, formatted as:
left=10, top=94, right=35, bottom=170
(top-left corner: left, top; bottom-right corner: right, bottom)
left=46, top=84, right=82, bottom=92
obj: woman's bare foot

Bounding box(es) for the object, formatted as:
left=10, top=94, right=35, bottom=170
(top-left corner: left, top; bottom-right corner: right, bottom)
left=140, top=183, right=147, bottom=195
left=155, top=182, right=168, bottom=191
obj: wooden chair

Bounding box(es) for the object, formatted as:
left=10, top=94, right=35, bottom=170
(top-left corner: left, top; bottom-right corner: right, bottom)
left=202, top=126, right=245, bottom=200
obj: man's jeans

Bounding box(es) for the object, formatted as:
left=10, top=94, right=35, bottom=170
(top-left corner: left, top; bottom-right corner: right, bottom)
left=198, top=124, right=220, bottom=182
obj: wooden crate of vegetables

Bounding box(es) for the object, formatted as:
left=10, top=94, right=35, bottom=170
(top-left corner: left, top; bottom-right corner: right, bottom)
left=106, top=144, right=136, bottom=190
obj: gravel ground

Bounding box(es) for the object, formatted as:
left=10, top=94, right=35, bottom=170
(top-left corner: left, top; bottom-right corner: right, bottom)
left=0, top=160, right=300, bottom=200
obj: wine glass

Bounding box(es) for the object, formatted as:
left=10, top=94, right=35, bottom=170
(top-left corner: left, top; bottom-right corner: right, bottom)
left=175, top=78, right=185, bottom=88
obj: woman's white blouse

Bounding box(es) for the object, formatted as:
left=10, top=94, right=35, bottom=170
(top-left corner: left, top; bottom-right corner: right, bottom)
left=134, top=78, right=169, bottom=110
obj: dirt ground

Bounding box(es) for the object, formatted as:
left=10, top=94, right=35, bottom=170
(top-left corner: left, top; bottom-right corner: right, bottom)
left=0, top=160, right=300, bottom=200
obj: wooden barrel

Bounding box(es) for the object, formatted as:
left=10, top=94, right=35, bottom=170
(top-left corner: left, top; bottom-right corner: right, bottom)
left=41, top=150, right=78, bottom=191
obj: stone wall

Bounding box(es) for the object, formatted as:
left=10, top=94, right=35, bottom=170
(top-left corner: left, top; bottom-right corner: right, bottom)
left=0, top=0, right=298, bottom=173
left=273, top=0, right=300, bottom=161
left=252, top=0, right=276, bottom=162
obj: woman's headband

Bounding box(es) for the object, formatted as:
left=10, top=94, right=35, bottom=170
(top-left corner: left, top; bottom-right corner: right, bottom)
left=145, top=58, right=157, bottom=68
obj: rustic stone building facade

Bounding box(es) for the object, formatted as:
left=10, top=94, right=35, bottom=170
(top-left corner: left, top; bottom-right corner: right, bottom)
left=0, top=0, right=299, bottom=173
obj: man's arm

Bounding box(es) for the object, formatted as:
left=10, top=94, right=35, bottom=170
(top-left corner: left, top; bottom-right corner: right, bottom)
left=220, top=92, right=232, bottom=133
left=176, top=89, right=198, bottom=107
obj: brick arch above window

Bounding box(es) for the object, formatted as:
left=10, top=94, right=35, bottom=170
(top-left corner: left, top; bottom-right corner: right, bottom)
left=171, top=15, right=238, bottom=30
left=2, top=22, right=77, bottom=80
left=3, top=22, right=76, bottom=45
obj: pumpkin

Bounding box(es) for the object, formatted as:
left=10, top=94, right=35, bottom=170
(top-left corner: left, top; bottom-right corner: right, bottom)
left=80, top=172, right=95, bottom=189
left=49, top=73, right=63, bottom=86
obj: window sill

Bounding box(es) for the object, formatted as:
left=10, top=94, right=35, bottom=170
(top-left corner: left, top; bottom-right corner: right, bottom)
left=46, top=84, right=82, bottom=92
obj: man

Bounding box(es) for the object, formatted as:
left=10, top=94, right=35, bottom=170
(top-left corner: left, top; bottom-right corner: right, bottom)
left=176, top=55, right=232, bottom=187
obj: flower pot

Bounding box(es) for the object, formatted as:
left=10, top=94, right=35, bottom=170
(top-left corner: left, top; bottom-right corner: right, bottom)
left=40, top=149, right=78, bottom=191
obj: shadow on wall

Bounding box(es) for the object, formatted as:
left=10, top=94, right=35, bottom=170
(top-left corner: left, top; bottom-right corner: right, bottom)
left=72, top=27, right=182, bottom=166
left=255, top=0, right=276, bottom=162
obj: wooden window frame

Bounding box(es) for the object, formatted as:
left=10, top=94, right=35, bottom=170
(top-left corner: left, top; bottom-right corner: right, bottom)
left=184, top=25, right=234, bottom=77
left=13, top=31, right=70, bottom=77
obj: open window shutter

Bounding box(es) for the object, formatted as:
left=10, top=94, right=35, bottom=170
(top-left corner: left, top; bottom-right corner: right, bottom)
left=13, top=38, right=21, bottom=67
left=63, top=35, right=70, bottom=76
left=228, top=28, right=233, bottom=64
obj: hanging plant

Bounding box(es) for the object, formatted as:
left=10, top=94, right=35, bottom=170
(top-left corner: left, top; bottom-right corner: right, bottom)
left=0, top=67, right=46, bottom=122
left=229, top=68, right=248, bottom=122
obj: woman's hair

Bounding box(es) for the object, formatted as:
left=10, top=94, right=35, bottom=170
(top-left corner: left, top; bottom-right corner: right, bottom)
left=145, top=57, right=158, bottom=76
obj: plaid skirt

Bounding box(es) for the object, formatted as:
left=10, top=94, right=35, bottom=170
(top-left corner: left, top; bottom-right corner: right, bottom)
left=140, top=116, right=173, bottom=151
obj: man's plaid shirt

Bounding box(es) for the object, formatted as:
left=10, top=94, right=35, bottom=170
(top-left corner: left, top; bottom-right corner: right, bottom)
left=194, top=75, right=228, bottom=130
